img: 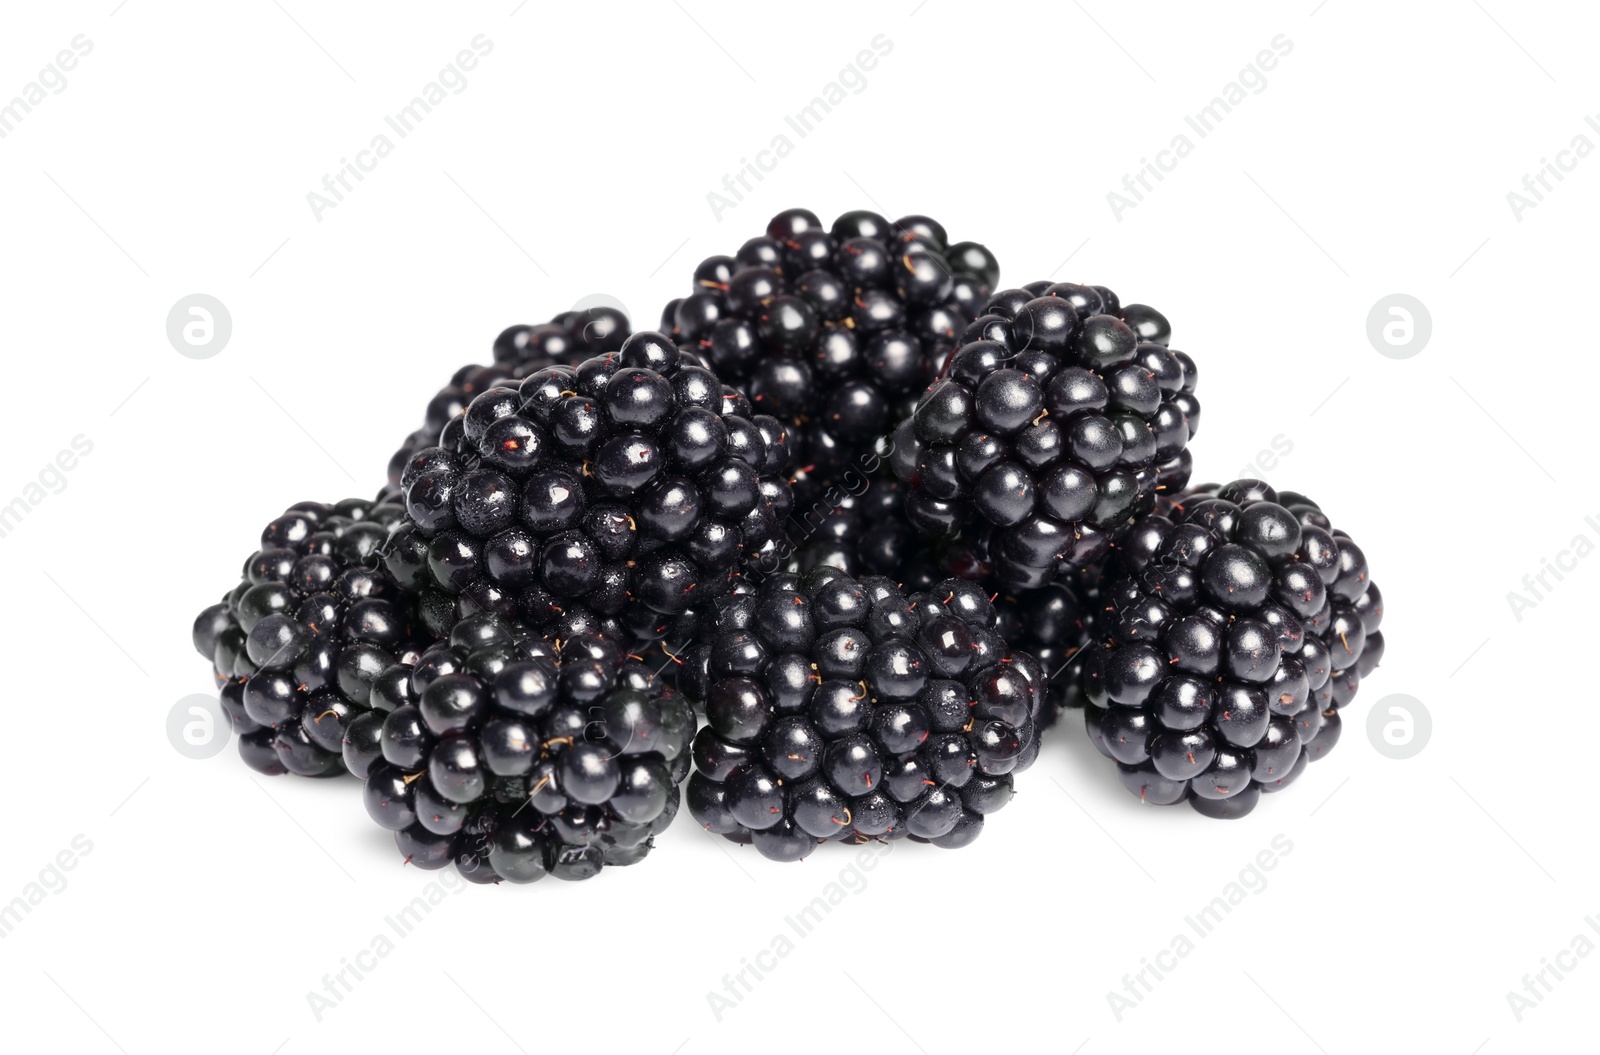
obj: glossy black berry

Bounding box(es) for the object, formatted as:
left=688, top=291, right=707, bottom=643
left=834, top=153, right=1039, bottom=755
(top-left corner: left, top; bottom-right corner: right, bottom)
left=1081, top=481, right=1382, bottom=818
left=192, top=497, right=423, bottom=778
left=687, top=571, right=1042, bottom=860
left=393, top=333, right=794, bottom=646
left=359, top=623, right=692, bottom=882
left=669, top=208, right=999, bottom=511
left=388, top=309, right=636, bottom=488
left=893, top=281, right=1199, bottom=587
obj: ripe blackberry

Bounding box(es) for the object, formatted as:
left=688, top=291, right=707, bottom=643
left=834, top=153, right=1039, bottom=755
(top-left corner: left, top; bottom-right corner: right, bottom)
left=663, top=208, right=999, bottom=504
left=357, top=614, right=694, bottom=882
left=387, top=306, right=632, bottom=487
left=384, top=330, right=796, bottom=647
left=191, top=497, right=423, bottom=777
left=682, top=568, right=1046, bottom=861
left=1079, top=480, right=1383, bottom=819
left=891, top=282, right=1199, bottom=589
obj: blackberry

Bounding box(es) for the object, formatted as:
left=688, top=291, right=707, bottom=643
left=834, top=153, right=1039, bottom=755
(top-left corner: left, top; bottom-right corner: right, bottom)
left=682, top=568, right=1046, bottom=861
left=663, top=208, right=998, bottom=505
left=387, top=306, right=632, bottom=487
left=358, top=614, right=694, bottom=882
left=1079, top=480, right=1383, bottom=819
left=384, top=330, right=796, bottom=647
left=191, top=497, right=423, bottom=777
left=891, top=282, right=1199, bottom=589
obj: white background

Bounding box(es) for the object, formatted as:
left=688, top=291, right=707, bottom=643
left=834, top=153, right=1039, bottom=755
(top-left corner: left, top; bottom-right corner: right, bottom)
left=0, top=2, right=1593, bottom=1052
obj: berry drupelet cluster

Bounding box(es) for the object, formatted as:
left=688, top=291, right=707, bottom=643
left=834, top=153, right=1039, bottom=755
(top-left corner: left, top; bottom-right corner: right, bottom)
left=892, top=281, right=1199, bottom=590
left=191, top=497, right=423, bottom=777
left=1080, top=480, right=1382, bottom=818
left=387, top=306, right=632, bottom=488
left=355, top=614, right=693, bottom=882
left=662, top=208, right=999, bottom=503
left=382, top=329, right=796, bottom=647
left=682, top=569, right=1046, bottom=861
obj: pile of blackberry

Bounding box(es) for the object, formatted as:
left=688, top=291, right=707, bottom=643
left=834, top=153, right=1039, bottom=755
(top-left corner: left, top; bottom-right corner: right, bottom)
left=387, top=306, right=632, bottom=488
left=663, top=208, right=998, bottom=504
left=682, top=569, right=1046, bottom=861
left=356, top=613, right=693, bottom=882
left=191, top=497, right=422, bottom=777
left=891, top=281, right=1199, bottom=589
left=1080, top=480, right=1382, bottom=818
left=382, top=329, right=796, bottom=647
left=188, top=204, right=1390, bottom=889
